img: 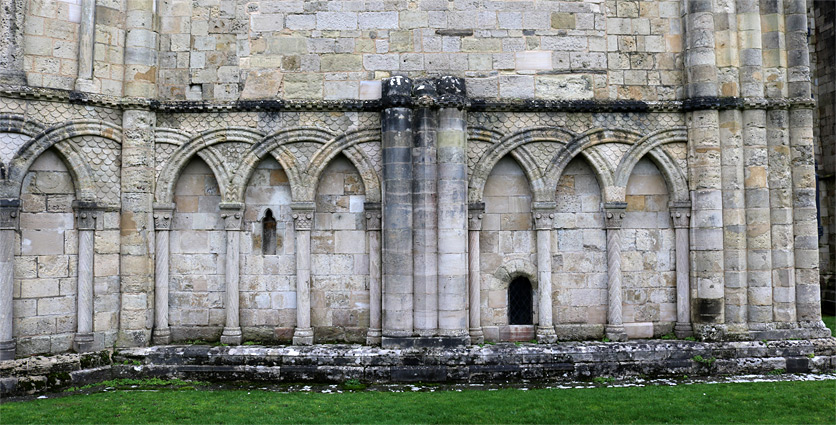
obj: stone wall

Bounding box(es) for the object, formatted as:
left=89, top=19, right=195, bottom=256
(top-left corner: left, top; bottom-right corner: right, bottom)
left=170, top=159, right=226, bottom=340
left=14, top=150, right=78, bottom=356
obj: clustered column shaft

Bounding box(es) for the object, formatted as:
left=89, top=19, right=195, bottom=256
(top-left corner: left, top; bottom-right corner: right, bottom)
left=436, top=76, right=469, bottom=339
left=381, top=77, right=414, bottom=341
left=411, top=80, right=439, bottom=337
left=0, top=200, right=20, bottom=360
left=292, top=205, right=314, bottom=345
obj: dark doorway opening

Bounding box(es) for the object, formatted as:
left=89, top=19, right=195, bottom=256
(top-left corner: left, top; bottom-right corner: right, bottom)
left=508, top=277, right=533, bottom=325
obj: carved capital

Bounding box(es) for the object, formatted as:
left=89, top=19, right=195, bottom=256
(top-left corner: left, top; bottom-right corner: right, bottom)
left=604, top=202, right=627, bottom=229
left=73, top=200, right=99, bottom=231
left=220, top=202, right=244, bottom=231
left=292, top=211, right=313, bottom=231
left=669, top=202, right=691, bottom=229
left=153, top=209, right=174, bottom=231
left=468, top=202, right=485, bottom=231
left=532, top=211, right=554, bottom=230
left=0, top=199, right=21, bottom=230
left=364, top=202, right=381, bottom=231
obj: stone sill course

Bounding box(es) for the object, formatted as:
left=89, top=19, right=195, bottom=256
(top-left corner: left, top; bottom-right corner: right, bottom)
left=1, top=338, right=834, bottom=398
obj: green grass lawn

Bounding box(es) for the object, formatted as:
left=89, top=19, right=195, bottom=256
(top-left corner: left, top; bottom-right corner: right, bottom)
left=2, top=380, right=834, bottom=424
left=823, top=315, right=835, bottom=335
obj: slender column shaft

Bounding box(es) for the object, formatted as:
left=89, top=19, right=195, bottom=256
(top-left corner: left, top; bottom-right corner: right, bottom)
left=365, top=204, right=382, bottom=345
left=74, top=203, right=97, bottom=353
left=220, top=205, right=242, bottom=345
left=468, top=204, right=484, bottom=344
left=0, top=0, right=27, bottom=85
left=381, top=77, right=414, bottom=339
left=152, top=207, right=173, bottom=344
left=74, top=0, right=96, bottom=91
left=0, top=200, right=19, bottom=360
left=436, top=76, right=468, bottom=339
left=292, top=207, right=314, bottom=345
left=672, top=205, right=693, bottom=337
left=604, top=205, right=627, bottom=341
left=533, top=208, right=557, bottom=342
left=412, top=81, right=438, bottom=337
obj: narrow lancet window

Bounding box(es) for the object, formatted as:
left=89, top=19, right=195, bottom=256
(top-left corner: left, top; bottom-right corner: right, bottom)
left=262, top=209, right=277, bottom=255
left=508, top=277, right=533, bottom=325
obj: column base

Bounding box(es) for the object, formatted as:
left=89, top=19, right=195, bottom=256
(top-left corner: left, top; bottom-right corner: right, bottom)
left=469, top=327, right=484, bottom=345
left=605, top=325, right=627, bottom=342
left=381, top=336, right=469, bottom=348
left=0, top=70, right=27, bottom=86
left=292, top=327, right=314, bottom=345
left=74, top=78, right=95, bottom=92
left=73, top=332, right=95, bottom=353
left=674, top=322, right=693, bottom=338
left=535, top=326, right=557, bottom=344
left=366, top=328, right=382, bottom=345
left=152, top=327, right=172, bottom=345
left=0, top=339, right=15, bottom=361
left=220, top=327, right=242, bottom=345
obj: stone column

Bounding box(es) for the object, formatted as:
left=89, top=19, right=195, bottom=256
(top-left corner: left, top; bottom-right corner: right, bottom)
left=292, top=204, right=314, bottom=345
left=365, top=203, right=382, bottom=345
left=533, top=206, right=557, bottom=343
left=436, top=76, right=468, bottom=341
left=381, top=77, right=414, bottom=342
left=117, top=0, right=157, bottom=347
left=0, top=199, right=20, bottom=360
left=671, top=203, right=693, bottom=338
left=412, top=80, right=438, bottom=337
left=604, top=203, right=627, bottom=342
left=0, top=0, right=27, bottom=85
left=468, top=203, right=484, bottom=344
left=219, top=203, right=243, bottom=345
left=152, top=204, right=173, bottom=345
left=74, top=0, right=96, bottom=91
left=684, top=0, right=725, bottom=331
left=784, top=0, right=825, bottom=332
left=73, top=201, right=98, bottom=353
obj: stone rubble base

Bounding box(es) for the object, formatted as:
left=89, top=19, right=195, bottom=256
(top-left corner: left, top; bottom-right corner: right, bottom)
left=1, top=338, right=835, bottom=398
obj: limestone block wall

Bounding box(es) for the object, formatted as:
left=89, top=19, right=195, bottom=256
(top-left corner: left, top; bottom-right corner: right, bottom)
left=22, top=0, right=125, bottom=94
left=552, top=157, right=607, bottom=337
left=620, top=157, right=675, bottom=338
left=240, top=158, right=295, bottom=341
left=13, top=150, right=77, bottom=356
left=479, top=156, right=536, bottom=341
left=170, top=159, right=226, bottom=341
left=154, top=0, right=684, bottom=101
left=311, top=156, right=369, bottom=342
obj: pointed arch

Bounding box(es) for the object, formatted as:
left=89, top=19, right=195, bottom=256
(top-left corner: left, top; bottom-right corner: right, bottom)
left=469, top=126, right=576, bottom=204
left=226, top=127, right=335, bottom=204
left=4, top=120, right=121, bottom=200
left=155, top=127, right=263, bottom=204
left=613, top=128, right=689, bottom=203
left=543, top=128, right=643, bottom=204
left=305, top=127, right=381, bottom=203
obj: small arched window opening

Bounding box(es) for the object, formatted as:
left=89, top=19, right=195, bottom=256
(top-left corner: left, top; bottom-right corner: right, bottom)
left=508, top=277, right=533, bottom=325
left=262, top=209, right=277, bottom=255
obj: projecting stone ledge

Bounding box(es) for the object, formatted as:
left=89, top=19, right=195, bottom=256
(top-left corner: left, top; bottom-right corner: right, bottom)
left=4, top=339, right=834, bottom=397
